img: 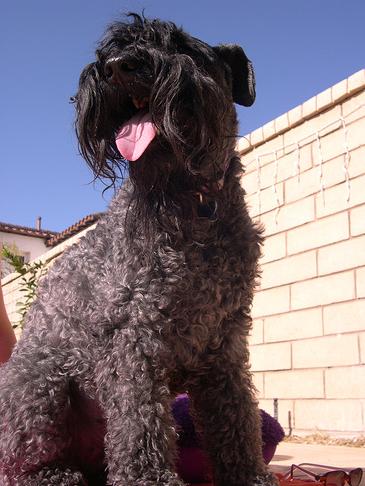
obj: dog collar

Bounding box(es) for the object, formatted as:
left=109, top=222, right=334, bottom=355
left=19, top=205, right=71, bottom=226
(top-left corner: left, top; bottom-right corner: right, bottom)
left=194, top=160, right=229, bottom=218
left=196, top=198, right=218, bottom=220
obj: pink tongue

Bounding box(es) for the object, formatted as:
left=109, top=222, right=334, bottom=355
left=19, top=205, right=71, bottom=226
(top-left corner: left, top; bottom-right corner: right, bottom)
left=115, top=111, right=157, bottom=161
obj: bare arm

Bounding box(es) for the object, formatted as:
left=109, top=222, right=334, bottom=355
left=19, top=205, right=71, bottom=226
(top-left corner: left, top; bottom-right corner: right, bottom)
left=0, top=258, right=16, bottom=363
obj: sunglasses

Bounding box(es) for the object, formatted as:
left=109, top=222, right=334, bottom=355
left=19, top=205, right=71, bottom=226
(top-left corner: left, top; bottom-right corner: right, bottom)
left=285, top=463, right=363, bottom=486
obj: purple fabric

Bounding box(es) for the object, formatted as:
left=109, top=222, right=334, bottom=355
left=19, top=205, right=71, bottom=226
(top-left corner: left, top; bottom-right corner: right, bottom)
left=172, top=394, right=201, bottom=448
left=260, top=408, right=285, bottom=446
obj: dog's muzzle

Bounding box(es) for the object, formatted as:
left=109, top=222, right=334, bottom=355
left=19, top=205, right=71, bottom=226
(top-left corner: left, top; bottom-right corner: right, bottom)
left=103, top=56, right=157, bottom=162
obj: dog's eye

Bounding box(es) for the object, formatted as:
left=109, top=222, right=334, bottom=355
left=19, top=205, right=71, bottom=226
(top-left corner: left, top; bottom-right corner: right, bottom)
left=104, top=58, right=141, bottom=81
left=120, top=61, right=139, bottom=72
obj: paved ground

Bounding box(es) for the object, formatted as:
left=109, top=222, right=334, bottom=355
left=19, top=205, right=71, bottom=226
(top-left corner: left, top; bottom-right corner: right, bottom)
left=270, top=442, right=365, bottom=486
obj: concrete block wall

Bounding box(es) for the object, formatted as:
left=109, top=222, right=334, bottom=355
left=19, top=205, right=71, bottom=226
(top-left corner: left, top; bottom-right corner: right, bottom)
left=240, top=69, right=365, bottom=437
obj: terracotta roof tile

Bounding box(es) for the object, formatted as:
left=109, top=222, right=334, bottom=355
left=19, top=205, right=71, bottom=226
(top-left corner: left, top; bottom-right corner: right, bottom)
left=0, top=221, right=58, bottom=240
left=0, top=213, right=104, bottom=248
left=46, top=213, right=103, bottom=247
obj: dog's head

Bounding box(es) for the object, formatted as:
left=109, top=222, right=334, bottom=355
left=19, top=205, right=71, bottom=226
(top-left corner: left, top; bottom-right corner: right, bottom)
left=74, top=14, right=255, bottom=196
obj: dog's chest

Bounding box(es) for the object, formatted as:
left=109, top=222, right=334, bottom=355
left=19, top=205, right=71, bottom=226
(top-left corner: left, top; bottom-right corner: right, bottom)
left=153, top=242, right=245, bottom=320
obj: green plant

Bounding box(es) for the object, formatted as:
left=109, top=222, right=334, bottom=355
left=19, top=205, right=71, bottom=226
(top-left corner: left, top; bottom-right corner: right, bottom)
left=1, top=246, right=47, bottom=329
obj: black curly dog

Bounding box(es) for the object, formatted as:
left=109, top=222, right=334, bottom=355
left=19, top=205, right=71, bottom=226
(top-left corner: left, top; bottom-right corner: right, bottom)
left=0, top=13, right=276, bottom=486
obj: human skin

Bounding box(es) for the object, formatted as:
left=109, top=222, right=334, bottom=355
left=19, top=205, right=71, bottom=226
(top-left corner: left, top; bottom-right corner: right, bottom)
left=0, top=258, right=16, bottom=364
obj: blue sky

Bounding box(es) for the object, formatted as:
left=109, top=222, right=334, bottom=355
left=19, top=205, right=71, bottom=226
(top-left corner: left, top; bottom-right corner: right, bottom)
left=1, top=0, right=364, bottom=232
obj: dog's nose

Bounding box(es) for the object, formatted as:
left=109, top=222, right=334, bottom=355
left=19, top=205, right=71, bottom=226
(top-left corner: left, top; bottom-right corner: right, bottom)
left=104, top=58, right=139, bottom=83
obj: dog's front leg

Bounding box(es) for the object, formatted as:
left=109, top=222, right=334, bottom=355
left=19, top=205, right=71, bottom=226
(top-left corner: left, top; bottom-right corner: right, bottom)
left=0, top=345, right=86, bottom=485
left=96, top=331, right=183, bottom=486
left=190, top=363, right=277, bottom=486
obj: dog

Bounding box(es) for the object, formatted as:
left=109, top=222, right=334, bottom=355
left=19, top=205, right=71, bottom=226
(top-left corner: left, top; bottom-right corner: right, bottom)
left=0, top=13, right=276, bottom=486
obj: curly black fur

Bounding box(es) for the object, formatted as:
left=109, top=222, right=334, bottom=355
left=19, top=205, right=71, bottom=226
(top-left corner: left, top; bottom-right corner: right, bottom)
left=75, top=13, right=255, bottom=246
left=0, top=13, right=276, bottom=486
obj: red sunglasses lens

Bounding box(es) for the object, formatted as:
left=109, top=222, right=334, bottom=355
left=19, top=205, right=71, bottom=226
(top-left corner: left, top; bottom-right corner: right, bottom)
left=324, top=471, right=346, bottom=486
left=350, top=469, right=363, bottom=486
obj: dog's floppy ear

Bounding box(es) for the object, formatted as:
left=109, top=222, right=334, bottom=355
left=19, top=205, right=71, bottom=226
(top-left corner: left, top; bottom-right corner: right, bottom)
left=213, top=44, right=256, bottom=106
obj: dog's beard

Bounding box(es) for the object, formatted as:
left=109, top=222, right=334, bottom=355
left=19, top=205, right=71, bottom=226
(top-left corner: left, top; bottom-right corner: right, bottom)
left=126, top=156, right=201, bottom=251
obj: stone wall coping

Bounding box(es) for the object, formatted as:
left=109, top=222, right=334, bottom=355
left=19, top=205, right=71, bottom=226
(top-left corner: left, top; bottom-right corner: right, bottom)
left=1, top=224, right=97, bottom=287
left=237, top=69, right=365, bottom=155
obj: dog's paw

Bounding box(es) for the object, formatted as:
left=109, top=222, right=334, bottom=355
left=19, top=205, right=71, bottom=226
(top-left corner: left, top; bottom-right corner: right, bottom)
left=9, top=468, right=87, bottom=486
left=252, top=472, right=279, bottom=486
left=125, top=471, right=184, bottom=486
